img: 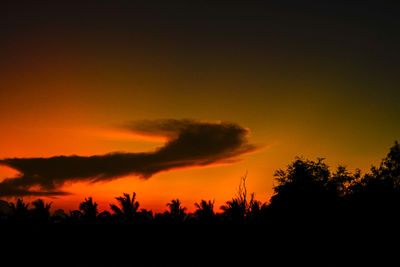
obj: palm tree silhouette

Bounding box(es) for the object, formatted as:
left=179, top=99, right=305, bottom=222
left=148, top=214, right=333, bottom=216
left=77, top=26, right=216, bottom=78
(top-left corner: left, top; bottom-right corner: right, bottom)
left=110, top=192, right=140, bottom=222
left=31, top=198, right=52, bottom=222
left=166, top=199, right=186, bottom=221
left=247, top=194, right=268, bottom=220
left=220, top=173, right=251, bottom=221
left=10, top=198, right=30, bottom=221
left=79, top=197, right=98, bottom=221
left=194, top=200, right=215, bottom=219
left=220, top=198, right=247, bottom=221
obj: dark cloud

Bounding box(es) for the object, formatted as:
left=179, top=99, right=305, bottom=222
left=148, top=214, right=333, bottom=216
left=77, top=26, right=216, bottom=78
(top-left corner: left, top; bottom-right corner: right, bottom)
left=0, top=119, right=257, bottom=197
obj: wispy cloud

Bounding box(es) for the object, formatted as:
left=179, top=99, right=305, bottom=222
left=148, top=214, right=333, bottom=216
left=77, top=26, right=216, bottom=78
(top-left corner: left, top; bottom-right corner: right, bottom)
left=0, top=119, right=257, bottom=197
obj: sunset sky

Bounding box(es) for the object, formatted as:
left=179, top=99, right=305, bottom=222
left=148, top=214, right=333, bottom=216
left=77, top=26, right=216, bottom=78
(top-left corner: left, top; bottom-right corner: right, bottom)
left=1, top=1, right=399, bottom=212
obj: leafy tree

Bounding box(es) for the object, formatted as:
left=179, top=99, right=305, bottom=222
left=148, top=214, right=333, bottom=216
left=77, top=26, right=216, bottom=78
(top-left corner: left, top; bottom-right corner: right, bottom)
left=379, top=141, right=400, bottom=181
left=269, top=157, right=339, bottom=215
left=329, top=165, right=360, bottom=197
left=346, top=141, right=400, bottom=217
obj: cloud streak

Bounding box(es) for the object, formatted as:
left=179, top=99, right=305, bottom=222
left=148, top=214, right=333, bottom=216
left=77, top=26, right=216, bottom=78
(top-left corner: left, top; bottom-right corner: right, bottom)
left=0, top=119, right=257, bottom=197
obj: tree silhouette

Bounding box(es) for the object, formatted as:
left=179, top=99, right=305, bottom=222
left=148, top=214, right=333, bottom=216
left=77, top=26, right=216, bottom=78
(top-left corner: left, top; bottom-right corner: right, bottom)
left=79, top=197, right=98, bottom=221
left=31, top=198, right=52, bottom=222
left=52, top=209, right=68, bottom=223
left=220, top=172, right=254, bottom=221
left=269, top=157, right=340, bottom=216
left=166, top=199, right=186, bottom=222
left=135, top=208, right=153, bottom=224
left=97, top=210, right=112, bottom=223
left=98, top=210, right=111, bottom=218
left=346, top=141, right=400, bottom=218
left=194, top=199, right=215, bottom=220
left=379, top=141, right=400, bottom=179
left=247, top=194, right=267, bottom=220
left=220, top=199, right=246, bottom=222
left=67, top=209, right=82, bottom=223
left=10, top=198, right=30, bottom=221
left=110, top=192, right=140, bottom=222
left=0, top=142, right=399, bottom=267
left=330, top=165, right=360, bottom=197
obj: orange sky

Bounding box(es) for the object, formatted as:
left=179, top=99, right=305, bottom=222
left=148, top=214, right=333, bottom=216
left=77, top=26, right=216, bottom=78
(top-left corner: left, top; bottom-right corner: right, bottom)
left=1, top=1, right=399, bottom=213
left=0, top=117, right=392, bottom=213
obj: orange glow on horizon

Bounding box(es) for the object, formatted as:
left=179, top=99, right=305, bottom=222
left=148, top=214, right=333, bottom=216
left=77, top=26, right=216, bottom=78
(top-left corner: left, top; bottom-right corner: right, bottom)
left=0, top=120, right=270, bottom=214
left=1, top=4, right=398, bottom=214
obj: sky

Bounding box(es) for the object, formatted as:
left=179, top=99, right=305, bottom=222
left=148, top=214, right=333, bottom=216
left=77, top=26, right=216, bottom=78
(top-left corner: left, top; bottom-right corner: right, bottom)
left=0, top=0, right=399, bottom=212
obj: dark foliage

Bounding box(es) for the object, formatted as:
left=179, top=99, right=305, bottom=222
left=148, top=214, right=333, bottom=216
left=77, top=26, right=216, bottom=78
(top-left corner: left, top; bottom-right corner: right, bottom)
left=110, top=192, right=140, bottom=222
left=79, top=197, right=98, bottom=222
left=1, top=142, right=400, bottom=266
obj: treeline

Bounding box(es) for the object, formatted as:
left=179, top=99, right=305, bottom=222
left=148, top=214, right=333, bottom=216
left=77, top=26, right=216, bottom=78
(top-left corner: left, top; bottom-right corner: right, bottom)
left=0, top=177, right=267, bottom=225
left=0, top=141, right=399, bottom=267
left=0, top=185, right=266, bottom=225
left=1, top=141, right=400, bottom=225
